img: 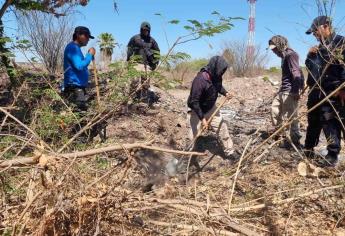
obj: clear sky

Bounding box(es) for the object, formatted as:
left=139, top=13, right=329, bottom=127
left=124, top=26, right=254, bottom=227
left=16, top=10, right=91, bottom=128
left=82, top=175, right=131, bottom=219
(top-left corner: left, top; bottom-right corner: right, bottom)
left=7, top=0, right=345, bottom=67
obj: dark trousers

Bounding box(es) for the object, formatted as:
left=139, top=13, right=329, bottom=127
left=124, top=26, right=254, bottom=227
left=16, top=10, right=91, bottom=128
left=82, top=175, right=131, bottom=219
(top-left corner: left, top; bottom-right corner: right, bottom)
left=321, top=104, right=342, bottom=156
left=63, top=86, right=88, bottom=112
left=305, top=90, right=323, bottom=150
left=305, top=89, right=342, bottom=156
left=63, top=86, right=106, bottom=142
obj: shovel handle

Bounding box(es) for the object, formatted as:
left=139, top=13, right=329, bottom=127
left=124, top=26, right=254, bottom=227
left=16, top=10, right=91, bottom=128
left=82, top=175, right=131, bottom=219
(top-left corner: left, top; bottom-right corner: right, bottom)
left=92, top=60, right=101, bottom=106
left=187, top=96, right=231, bottom=151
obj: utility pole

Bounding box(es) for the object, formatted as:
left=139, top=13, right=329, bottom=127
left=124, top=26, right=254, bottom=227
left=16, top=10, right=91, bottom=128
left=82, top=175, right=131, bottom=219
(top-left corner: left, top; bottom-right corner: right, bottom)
left=247, top=0, right=257, bottom=63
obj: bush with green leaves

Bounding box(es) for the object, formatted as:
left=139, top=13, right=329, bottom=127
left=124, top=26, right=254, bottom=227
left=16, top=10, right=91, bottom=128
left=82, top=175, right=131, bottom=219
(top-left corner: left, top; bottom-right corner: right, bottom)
left=103, top=60, right=169, bottom=100
left=26, top=85, right=80, bottom=145
left=34, top=106, right=77, bottom=143
left=155, top=11, right=243, bottom=69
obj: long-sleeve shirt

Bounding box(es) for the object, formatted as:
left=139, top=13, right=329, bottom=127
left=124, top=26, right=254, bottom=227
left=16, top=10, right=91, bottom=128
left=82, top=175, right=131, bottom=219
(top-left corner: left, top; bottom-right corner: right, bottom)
left=306, top=52, right=322, bottom=88
left=280, top=48, right=304, bottom=94
left=64, top=42, right=93, bottom=88
left=317, top=34, right=345, bottom=94
left=127, top=34, right=160, bottom=69
left=187, top=71, right=227, bottom=120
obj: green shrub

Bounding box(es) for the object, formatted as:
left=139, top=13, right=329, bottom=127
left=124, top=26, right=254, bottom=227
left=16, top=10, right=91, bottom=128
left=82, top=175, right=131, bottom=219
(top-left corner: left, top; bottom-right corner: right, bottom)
left=268, top=66, right=281, bottom=73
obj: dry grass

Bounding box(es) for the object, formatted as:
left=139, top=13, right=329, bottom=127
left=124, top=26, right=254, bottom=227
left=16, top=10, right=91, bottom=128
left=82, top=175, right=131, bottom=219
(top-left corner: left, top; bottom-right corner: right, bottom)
left=1, top=71, right=345, bottom=235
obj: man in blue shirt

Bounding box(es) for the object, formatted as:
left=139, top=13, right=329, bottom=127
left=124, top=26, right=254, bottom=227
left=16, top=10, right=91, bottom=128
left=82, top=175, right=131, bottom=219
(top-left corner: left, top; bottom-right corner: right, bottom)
left=63, top=26, right=96, bottom=111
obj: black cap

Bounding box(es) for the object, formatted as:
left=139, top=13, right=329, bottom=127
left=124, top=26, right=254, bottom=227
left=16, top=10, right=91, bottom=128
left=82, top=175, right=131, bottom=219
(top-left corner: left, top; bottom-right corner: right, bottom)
left=306, top=16, right=331, bottom=35
left=74, top=26, right=94, bottom=39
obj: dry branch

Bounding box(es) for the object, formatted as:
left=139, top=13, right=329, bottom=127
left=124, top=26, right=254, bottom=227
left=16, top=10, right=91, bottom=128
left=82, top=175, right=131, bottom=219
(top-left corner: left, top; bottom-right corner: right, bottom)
left=0, top=142, right=207, bottom=168
left=147, top=198, right=260, bottom=235
left=62, top=142, right=207, bottom=158
left=0, top=156, right=41, bottom=168
left=92, top=60, right=101, bottom=106
left=0, top=107, right=53, bottom=152
left=228, top=137, right=253, bottom=214
left=148, top=220, right=238, bottom=236
left=228, top=184, right=344, bottom=212
left=149, top=184, right=344, bottom=214
left=11, top=190, right=43, bottom=236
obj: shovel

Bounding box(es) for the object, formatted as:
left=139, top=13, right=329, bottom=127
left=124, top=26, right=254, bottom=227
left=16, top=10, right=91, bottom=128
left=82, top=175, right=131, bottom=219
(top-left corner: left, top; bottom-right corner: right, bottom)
left=186, top=96, right=231, bottom=151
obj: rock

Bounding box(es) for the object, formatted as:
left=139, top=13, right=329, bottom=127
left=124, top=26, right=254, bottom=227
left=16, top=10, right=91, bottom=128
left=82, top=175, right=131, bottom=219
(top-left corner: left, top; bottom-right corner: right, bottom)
left=297, top=162, right=325, bottom=178
left=310, top=194, right=319, bottom=200
left=165, top=158, right=179, bottom=177
left=297, top=162, right=308, bottom=177
left=132, top=215, right=144, bottom=226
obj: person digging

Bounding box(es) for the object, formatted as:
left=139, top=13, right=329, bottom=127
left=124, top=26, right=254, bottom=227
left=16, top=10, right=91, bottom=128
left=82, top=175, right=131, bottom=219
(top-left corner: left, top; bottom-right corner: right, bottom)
left=187, top=55, right=234, bottom=162
left=267, top=35, right=304, bottom=149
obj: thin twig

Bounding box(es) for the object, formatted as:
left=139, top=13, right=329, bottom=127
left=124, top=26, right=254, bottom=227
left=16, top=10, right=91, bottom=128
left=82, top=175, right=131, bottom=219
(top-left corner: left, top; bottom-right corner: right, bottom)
left=0, top=107, right=53, bottom=152
left=228, top=137, right=253, bottom=214
left=11, top=190, right=43, bottom=236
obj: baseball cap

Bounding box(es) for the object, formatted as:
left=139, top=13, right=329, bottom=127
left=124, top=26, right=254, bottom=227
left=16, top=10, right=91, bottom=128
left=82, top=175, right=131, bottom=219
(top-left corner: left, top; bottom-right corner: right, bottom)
left=74, top=26, right=94, bottom=39
left=306, top=16, right=332, bottom=35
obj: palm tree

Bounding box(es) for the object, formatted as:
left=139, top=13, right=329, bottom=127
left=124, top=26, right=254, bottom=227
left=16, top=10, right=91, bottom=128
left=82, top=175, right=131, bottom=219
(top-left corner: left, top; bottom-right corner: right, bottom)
left=97, top=33, right=117, bottom=67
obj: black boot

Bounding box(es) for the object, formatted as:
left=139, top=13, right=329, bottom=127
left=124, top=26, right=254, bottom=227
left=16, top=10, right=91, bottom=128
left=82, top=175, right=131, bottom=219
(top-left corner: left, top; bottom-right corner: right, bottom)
left=319, top=152, right=338, bottom=167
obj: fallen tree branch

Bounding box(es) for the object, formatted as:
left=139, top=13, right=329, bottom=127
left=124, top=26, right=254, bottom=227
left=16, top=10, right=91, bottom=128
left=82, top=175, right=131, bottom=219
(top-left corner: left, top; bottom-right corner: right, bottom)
left=0, top=155, right=41, bottom=168
left=62, top=142, right=207, bottom=158
left=138, top=145, right=207, bottom=157
left=0, top=142, right=207, bottom=168
left=163, top=203, right=258, bottom=236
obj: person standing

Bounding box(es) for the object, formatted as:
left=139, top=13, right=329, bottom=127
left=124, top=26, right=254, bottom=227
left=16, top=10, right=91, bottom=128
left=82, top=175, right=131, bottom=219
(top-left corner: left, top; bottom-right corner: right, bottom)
left=62, top=26, right=106, bottom=142
left=63, top=26, right=96, bottom=111
left=127, top=22, right=160, bottom=104
left=303, top=46, right=324, bottom=157
left=268, top=35, right=304, bottom=148
left=305, top=16, right=345, bottom=166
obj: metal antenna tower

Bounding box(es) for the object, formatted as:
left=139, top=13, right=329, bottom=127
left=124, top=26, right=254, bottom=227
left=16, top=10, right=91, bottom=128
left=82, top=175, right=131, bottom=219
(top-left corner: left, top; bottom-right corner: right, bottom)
left=247, top=0, right=256, bottom=61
